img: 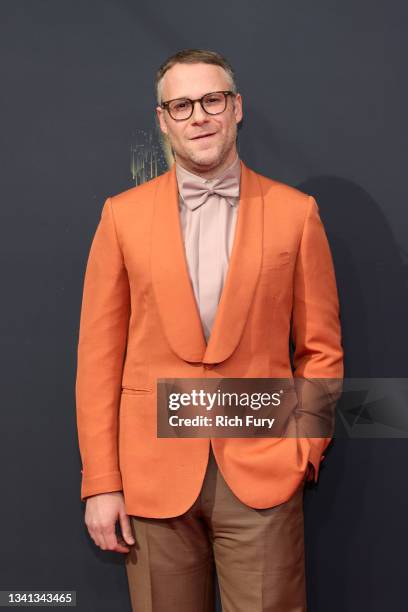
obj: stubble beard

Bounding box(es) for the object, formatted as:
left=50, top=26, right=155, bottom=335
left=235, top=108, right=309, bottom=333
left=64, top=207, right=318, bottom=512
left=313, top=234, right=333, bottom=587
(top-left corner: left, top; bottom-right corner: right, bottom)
left=173, top=128, right=237, bottom=172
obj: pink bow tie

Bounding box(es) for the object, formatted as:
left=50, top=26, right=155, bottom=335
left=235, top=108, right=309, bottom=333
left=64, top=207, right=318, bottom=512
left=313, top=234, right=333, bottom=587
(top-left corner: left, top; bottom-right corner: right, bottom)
left=180, top=174, right=240, bottom=211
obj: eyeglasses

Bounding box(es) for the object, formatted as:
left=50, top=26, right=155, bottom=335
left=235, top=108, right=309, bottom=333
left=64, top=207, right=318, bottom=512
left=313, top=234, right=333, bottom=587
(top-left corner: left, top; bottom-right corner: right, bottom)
left=160, top=90, right=235, bottom=121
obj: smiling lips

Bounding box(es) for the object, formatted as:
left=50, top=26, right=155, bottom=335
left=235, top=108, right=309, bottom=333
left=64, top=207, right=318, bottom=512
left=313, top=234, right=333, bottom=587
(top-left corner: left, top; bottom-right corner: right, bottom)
left=191, top=133, right=216, bottom=140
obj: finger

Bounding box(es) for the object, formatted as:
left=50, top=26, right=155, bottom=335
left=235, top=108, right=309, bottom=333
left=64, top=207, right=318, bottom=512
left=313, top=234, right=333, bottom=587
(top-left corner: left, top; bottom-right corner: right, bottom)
left=102, top=523, right=131, bottom=553
left=112, top=540, right=131, bottom=554
left=95, top=525, right=109, bottom=550
left=109, top=529, right=131, bottom=553
left=88, top=525, right=105, bottom=550
left=119, top=513, right=135, bottom=546
left=102, top=523, right=119, bottom=551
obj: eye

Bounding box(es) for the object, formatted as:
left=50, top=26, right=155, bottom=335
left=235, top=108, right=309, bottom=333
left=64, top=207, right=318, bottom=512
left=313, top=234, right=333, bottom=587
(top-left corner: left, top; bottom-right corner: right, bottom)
left=205, top=94, right=223, bottom=104
left=172, top=100, right=188, bottom=111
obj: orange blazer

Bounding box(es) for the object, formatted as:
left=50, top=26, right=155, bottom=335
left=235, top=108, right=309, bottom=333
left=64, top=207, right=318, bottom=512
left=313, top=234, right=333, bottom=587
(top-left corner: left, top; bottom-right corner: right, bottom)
left=75, top=160, right=344, bottom=517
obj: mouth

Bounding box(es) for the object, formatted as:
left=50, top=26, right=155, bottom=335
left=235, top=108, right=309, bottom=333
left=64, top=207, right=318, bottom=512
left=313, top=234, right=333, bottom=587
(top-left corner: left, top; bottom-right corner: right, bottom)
left=191, top=132, right=216, bottom=140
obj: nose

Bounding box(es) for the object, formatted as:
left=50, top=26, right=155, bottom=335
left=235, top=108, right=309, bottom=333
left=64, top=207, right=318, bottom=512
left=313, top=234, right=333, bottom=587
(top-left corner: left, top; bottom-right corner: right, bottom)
left=190, top=100, right=209, bottom=123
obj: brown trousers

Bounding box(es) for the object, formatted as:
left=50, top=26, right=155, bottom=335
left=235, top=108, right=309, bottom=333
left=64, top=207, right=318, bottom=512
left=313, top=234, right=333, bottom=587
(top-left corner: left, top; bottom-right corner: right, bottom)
left=125, top=446, right=307, bottom=612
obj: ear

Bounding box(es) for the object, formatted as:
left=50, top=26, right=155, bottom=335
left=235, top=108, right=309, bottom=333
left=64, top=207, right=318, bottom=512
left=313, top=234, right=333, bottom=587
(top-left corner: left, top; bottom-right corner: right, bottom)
left=156, top=106, right=168, bottom=136
left=233, top=93, right=243, bottom=125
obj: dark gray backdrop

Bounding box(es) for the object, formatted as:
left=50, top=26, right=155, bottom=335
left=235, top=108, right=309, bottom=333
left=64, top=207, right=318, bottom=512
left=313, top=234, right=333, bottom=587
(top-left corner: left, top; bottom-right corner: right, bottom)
left=1, top=1, right=407, bottom=611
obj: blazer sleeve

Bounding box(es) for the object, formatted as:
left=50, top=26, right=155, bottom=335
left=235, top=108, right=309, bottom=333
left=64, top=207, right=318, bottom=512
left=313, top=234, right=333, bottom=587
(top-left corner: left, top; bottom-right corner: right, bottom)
left=75, top=197, right=130, bottom=501
left=291, top=195, right=344, bottom=483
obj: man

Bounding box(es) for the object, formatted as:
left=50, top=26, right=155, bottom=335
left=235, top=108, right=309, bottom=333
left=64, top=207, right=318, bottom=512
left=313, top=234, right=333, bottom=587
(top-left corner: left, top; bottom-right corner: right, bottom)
left=75, top=48, right=343, bottom=611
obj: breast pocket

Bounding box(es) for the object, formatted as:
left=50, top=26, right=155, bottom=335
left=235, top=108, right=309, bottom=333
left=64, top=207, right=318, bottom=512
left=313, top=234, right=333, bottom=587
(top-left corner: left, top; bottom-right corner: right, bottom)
left=258, top=251, right=293, bottom=300
left=262, top=250, right=291, bottom=269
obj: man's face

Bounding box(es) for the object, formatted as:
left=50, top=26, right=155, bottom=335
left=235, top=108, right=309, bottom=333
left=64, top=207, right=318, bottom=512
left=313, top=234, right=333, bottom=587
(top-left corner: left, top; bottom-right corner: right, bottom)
left=156, top=62, right=243, bottom=176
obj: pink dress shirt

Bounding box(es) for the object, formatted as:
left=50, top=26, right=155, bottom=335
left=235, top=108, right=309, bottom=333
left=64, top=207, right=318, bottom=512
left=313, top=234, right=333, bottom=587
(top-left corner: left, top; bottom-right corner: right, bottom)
left=175, top=155, right=241, bottom=341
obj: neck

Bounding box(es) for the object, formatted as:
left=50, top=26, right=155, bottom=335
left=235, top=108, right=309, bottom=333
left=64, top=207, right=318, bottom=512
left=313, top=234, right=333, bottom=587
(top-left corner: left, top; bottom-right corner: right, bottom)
left=175, top=150, right=239, bottom=180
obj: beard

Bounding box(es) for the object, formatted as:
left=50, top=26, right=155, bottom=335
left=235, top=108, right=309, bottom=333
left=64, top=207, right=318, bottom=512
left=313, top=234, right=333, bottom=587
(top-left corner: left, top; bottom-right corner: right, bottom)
left=170, top=127, right=237, bottom=170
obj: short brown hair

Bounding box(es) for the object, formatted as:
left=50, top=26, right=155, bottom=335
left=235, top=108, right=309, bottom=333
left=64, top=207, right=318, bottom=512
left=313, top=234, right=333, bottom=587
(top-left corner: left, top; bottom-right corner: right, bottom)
left=155, top=48, right=237, bottom=105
